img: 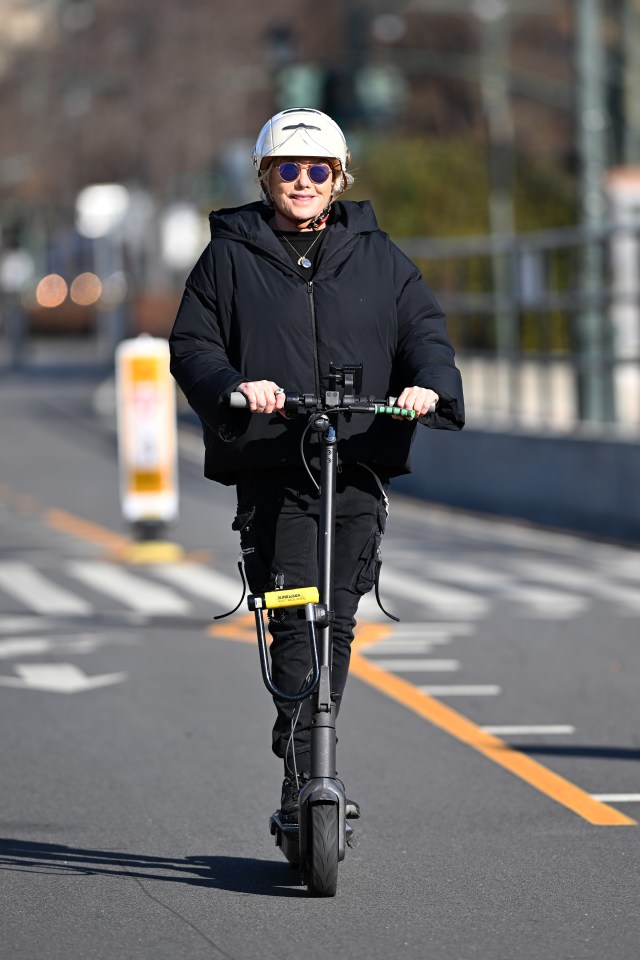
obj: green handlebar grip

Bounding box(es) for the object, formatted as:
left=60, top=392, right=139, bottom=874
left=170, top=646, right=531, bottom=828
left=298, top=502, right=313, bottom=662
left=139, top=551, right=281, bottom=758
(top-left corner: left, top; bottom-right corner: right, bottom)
left=374, top=404, right=416, bottom=418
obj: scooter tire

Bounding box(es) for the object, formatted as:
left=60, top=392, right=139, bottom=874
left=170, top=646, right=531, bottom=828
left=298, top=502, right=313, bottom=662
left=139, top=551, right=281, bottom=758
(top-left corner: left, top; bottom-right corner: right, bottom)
left=307, top=802, right=339, bottom=897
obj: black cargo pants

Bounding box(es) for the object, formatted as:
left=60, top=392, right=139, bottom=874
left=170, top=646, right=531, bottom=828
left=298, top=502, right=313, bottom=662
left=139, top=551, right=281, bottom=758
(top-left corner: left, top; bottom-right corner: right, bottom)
left=233, top=464, right=388, bottom=774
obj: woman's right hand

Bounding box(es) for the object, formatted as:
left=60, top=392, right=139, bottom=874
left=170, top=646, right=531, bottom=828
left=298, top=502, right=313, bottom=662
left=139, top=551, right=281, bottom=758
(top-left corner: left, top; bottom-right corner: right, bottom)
left=238, top=380, right=286, bottom=414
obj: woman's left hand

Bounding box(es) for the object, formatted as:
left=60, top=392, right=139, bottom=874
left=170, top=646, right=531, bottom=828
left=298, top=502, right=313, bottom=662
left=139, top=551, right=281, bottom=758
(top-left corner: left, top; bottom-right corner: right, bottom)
left=393, top=386, right=439, bottom=420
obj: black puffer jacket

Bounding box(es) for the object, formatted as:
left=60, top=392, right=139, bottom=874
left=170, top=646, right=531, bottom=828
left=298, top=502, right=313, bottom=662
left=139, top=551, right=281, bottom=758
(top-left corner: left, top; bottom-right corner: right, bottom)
left=169, top=199, right=464, bottom=485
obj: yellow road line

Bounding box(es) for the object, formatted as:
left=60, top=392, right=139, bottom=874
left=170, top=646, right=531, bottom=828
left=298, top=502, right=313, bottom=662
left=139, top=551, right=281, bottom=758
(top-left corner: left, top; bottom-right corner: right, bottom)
left=18, top=494, right=631, bottom=832
left=43, top=508, right=189, bottom=564
left=213, top=619, right=634, bottom=823
left=208, top=613, right=258, bottom=644
left=350, top=625, right=635, bottom=827
left=44, top=509, right=131, bottom=552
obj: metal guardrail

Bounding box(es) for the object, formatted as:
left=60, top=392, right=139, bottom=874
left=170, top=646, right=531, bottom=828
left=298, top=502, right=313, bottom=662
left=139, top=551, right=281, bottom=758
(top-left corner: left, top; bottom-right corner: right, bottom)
left=399, top=222, right=640, bottom=434
left=3, top=221, right=640, bottom=435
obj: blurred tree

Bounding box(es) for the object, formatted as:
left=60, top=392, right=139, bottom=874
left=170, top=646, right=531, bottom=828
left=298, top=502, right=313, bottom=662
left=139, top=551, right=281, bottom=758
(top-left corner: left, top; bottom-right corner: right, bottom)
left=349, top=136, right=576, bottom=238
left=513, top=153, right=578, bottom=231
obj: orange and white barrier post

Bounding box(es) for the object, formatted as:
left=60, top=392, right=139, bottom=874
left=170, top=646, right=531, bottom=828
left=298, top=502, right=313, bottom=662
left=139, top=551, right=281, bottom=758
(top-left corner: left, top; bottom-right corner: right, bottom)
left=115, top=334, right=180, bottom=558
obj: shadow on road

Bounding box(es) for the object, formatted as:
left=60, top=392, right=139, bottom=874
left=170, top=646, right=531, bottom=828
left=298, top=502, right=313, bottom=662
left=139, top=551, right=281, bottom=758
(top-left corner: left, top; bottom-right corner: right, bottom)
left=0, top=837, right=303, bottom=896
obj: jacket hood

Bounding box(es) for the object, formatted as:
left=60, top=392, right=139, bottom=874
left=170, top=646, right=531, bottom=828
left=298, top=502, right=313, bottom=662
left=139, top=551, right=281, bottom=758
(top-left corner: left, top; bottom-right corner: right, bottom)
left=209, top=199, right=380, bottom=245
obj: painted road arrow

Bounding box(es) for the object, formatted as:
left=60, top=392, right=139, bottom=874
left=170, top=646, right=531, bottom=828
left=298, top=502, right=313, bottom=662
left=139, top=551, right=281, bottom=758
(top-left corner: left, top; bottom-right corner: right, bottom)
left=0, top=663, right=127, bottom=693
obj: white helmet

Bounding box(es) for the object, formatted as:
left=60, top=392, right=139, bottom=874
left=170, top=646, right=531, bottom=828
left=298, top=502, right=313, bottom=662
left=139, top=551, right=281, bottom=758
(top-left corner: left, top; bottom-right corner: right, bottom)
left=252, top=107, right=350, bottom=173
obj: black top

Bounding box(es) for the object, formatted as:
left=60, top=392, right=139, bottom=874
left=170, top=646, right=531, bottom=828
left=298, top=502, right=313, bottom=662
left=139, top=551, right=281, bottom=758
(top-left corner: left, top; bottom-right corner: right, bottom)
left=169, top=199, right=464, bottom=485
left=274, top=226, right=330, bottom=277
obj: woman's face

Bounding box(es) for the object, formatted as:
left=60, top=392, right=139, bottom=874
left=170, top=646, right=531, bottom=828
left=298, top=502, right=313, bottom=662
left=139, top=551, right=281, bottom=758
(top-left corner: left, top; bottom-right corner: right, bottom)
left=267, top=157, right=336, bottom=229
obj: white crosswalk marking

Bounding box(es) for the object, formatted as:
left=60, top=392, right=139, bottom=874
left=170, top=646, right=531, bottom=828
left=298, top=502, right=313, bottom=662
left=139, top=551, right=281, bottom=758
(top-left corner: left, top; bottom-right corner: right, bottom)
left=372, top=658, right=460, bottom=672
left=421, top=561, right=511, bottom=590
left=481, top=725, right=576, bottom=735
left=0, top=617, right=52, bottom=633
left=0, top=550, right=635, bottom=623
left=152, top=563, right=242, bottom=607
left=66, top=561, right=190, bottom=615
left=515, top=560, right=640, bottom=614
left=0, top=634, right=130, bottom=658
left=394, top=622, right=475, bottom=639
left=420, top=685, right=502, bottom=696
left=0, top=562, right=92, bottom=616
left=0, top=638, right=52, bottom=658
left=357, top=592, right=388, bottom=620
left=416, top=560, right=587, bottom=618
left=361, top=639, right=439, bottom=654
left=377, top=567, right=489, bottom=618
left=503, top=585, right=587, bottom=619
left=358, top=622, right=475, bottom=654
left=603, top=556, right=640, bottom=582
left=591, top=794, right=640, bottom=803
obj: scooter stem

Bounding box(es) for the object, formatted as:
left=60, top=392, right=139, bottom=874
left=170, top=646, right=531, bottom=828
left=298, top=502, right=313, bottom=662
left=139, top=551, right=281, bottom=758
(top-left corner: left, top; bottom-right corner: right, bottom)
left=312, top=418, right=338, bottom=779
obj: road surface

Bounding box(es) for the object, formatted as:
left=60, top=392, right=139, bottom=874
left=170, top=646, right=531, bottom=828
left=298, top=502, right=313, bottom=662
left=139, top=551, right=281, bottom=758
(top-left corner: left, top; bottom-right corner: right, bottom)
left=1, top=373, right=639, bottom=959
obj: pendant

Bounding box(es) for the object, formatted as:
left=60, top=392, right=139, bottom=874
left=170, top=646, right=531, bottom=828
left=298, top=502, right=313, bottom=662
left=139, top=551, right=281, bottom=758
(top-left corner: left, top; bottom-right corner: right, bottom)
left=298, top=257, right=312, bottom=268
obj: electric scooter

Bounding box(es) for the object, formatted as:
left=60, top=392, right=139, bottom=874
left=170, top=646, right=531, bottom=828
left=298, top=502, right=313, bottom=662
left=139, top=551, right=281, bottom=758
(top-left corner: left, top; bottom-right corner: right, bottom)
left=230, top=363, right=420, bottom=897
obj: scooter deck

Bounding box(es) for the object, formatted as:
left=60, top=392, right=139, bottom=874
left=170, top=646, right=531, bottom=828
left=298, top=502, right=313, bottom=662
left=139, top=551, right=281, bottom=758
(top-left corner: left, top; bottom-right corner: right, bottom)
left=269, top=811, right=354, bottom=866
left=269, top=812, right=301, bottom=864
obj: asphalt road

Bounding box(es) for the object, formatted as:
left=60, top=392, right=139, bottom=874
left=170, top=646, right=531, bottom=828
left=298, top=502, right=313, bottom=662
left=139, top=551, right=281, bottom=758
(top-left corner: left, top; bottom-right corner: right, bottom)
left=1, top=372, right=639, bottom=960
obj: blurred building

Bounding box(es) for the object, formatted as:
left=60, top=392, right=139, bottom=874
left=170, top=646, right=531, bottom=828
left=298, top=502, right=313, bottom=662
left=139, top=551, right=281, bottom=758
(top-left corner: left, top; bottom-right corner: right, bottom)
left=0, top=0, right=637, bottom=350
left=0, top=0, right=578, bottom=217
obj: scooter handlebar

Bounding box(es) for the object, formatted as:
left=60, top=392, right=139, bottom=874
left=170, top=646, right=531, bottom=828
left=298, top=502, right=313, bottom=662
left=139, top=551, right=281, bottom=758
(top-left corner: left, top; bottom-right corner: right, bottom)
left=229, top=390, right=436, bottom=417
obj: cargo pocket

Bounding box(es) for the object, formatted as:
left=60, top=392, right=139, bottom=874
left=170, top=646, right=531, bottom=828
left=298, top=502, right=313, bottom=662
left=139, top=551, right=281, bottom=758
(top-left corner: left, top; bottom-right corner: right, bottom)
left=232, top=505, right=262, bottom=590
left=231, top=505, right=256, bottom=536
left=353, top=503, right=387, bottom=596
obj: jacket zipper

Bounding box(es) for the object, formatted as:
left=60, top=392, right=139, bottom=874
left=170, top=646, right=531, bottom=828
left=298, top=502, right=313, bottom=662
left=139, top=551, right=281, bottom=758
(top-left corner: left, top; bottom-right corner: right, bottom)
left=304, top=234, right=359, bottom=399
left=307, top=281, right=321, bottom=398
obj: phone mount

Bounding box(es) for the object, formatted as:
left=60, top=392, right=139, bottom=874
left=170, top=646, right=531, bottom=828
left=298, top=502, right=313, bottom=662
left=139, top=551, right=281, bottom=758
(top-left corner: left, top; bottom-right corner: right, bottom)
left=283, top=362, right=366, bottom=419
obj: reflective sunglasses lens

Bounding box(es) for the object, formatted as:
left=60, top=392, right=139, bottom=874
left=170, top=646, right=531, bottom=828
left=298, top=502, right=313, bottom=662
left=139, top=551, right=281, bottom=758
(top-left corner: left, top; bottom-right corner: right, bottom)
left=309, top=165, right=331, bottom=184
left=278, top=163, right=299, bottom=182
left=277, top=162, right=332, bottom=184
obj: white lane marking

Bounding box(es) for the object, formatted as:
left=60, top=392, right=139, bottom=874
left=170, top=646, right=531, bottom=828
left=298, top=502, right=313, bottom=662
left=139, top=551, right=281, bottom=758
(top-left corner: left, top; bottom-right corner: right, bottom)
left=370, top=658, right=460, bottom=672
left=602, top=556, right=640, bottom=583
left=358, top=623, right=476, bottom=654
left=481, top=725, right=576, bottom=735
left=419, top=560, right=587, bottom=618
left=0, top=634, right=133, bottom=658
left=377, top=567, right=489, bottom=618
left=151, top=563, right=242, bottom=606
left=67, top=561, right=190, bottom=615
left=591, top=794, right=640, bottom=803
left=504, top=586, right=587, bottom=619
left=516, top=559, right=603, bottom=592
left=421, top=561, right=511, bottom=590
left=394, top=622, right=475, bottom=638
left=420, top=685, right=502, bottom=696
left=0, top=617, right=52, bottom=634
left=383, top=556, right=585, bottom=618
left=0, top=562, right=92, bottom=616
left=516, top=560, right=640, bottom=614
left=0, top=638, right=50, bottom=658
left=0, top=663, right=127, bottom=693
left=360, top=639, right=439, bottom=654
left=357, top=593, right=387, bottom=619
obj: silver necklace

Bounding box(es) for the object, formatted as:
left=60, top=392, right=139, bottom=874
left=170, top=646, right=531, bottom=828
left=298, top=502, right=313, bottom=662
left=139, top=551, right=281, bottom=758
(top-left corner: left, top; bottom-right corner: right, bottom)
left=280, top=230, right=323, bottom=269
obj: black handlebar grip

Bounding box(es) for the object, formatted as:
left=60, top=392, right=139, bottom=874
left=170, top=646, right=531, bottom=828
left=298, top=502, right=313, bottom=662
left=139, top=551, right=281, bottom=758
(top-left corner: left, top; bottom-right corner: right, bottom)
left=229, top=391, right=248, bottom=409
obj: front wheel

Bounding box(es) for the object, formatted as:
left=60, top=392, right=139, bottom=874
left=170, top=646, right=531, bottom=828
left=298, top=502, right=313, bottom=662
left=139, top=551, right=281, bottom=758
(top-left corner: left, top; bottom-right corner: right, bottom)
left=307, top=802, right=339, bottom=897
